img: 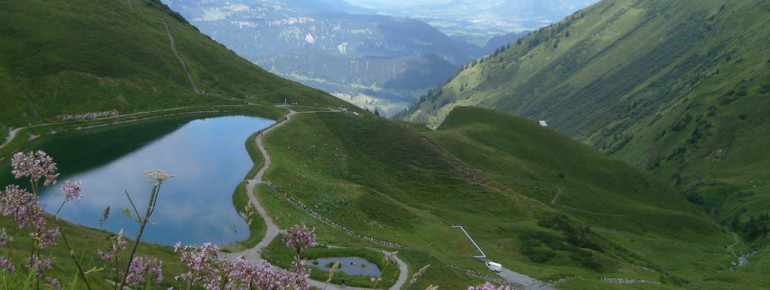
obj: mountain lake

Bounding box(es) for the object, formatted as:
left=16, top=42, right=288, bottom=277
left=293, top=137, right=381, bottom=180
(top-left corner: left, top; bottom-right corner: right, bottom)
left=2, top=115, right=274, bottom=246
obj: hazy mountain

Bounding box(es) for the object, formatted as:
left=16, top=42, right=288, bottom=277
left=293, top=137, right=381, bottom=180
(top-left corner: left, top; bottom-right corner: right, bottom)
left=161, top=0, right=477, bottom=115
left=397, top=0, right=770, bottom=250
left=482, top=31, right=530, bottom=54
left=163, top=0, right=469, bottom=61
left=345, top=0, right=600, bottom=45
left=274, top=0, right=374, bottom=14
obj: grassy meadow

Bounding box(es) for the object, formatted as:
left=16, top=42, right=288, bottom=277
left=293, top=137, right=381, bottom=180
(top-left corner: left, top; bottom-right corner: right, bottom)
left=248, top=106, right=757, bottom=288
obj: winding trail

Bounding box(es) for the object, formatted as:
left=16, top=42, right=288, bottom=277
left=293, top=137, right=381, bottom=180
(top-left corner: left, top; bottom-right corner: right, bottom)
left=727, top=232, right=740, bottom=258
left=550, top=185, right=563, bottom=204
left=221, top=108, right=408, bottom=289
left=0, top=127, right=22, bottom=149
left=162, top=18, right=200, bottom=94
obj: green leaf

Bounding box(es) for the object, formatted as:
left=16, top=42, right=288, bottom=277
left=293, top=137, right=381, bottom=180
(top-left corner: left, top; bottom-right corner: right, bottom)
left=121, top=207, right=140, bottom=223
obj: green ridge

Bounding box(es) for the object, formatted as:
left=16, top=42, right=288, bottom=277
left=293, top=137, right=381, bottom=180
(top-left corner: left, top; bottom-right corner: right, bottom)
left=0, top=0, right=346, bottom=129
left=260, top=107, right=748, bottom=287
left=397, top=0, right=770, bottom=262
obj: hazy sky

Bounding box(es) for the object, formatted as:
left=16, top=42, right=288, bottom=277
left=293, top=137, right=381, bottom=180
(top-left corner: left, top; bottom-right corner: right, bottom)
left=344, top=0, right=452, bottom=7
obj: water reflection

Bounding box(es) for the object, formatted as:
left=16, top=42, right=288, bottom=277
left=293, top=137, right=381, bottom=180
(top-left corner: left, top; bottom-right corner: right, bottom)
left=36, top=116, right=273, bottom=245
left=308, top=257, right=382, bottom=277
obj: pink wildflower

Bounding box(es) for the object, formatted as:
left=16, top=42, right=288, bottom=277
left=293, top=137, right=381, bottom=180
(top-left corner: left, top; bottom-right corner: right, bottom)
left=0, top=185, right=36, bottom=228
left=282, top=224, right=316, bottom=255
left=26, top=255, right=52, bottom=277
left=98, top=229, right=127, bottom=262
left=45, top=276, right=60, bottom=289
left=0, top=257, right=15, bottom=273
left=0, top=185, right=59, bottom=249
left=60, top=180, right=83, bottom=202
left=11, top=151, right=59, bottom=187
left=175, top=243, right=221, bottom=288
left=125, top=256, right=163, bottom=286
left=174, top=243, right=310, bottom=290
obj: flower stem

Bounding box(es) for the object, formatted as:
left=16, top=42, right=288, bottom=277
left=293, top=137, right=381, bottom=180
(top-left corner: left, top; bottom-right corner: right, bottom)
left=54, top=218, right=91, bottom=290
left=117, top=182, right=160, bottom=289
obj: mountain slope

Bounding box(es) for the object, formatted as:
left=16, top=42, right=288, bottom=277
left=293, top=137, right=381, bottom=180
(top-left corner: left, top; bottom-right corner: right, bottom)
left=260, top=106, right=740, bottom=288
left=397, top=0, right=770, bottom=245
left=0, top=0, right=344, bottom=129
left=426, top=107, right=740, bottom=285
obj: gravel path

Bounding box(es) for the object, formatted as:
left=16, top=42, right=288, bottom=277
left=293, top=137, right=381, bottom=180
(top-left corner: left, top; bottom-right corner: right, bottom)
left=0, top=127, right=21, bottom=149
left=220, top=110, right=295, bottom=263
left=497, top=269, right=555, bottom=290
left=221, top=109, right=408, bottom=289
left=550, top=185, right=563, bottom=204
left=163, top=18, right=200, bottom=94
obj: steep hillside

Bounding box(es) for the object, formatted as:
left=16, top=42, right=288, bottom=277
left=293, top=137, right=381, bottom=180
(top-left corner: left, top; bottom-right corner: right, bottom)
left=0, top=0, right=344, bottom=130
left=397, top=0, right=770, bottom=246
left=259, top=106, right=743, bottom=288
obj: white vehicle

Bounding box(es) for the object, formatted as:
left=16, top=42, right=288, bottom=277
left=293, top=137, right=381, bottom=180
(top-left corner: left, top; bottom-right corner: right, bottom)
left=486, top=261, right=502, bottom=272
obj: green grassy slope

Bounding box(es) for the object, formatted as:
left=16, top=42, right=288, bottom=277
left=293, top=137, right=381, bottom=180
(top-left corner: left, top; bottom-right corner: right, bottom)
left=396, top=0, right=770, bottom=251
left=0, top=216, right=192, bottom=289
left=0, top=0, right=346, bottom=130
left=427, top=107, right=751, bottom=287
left=432, top=107, right=715, bottom=238
left=260, top=107, right=744, bottom=288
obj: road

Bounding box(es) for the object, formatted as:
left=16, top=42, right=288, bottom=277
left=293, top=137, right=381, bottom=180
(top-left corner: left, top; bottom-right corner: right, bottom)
left=0, top=127, right=22, bottom=149
left=498, top=269, right=555, bottom=290
left=221, top=108, right=408, bottom=289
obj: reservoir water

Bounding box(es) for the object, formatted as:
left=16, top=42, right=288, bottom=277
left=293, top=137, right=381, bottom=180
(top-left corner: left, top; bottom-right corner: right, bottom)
left=308, top=257, right=382, bottom=277
left=18, top=115, right=274, bottom=246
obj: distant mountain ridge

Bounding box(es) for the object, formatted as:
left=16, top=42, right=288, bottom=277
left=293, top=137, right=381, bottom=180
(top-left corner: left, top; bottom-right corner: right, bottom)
left=166, top=1, right=471, bottom=63
left=275, top=0, right=373, bottom=14
left=345, top=0, right=599, bottom=45
left=162, top=0, right=482, bottom=115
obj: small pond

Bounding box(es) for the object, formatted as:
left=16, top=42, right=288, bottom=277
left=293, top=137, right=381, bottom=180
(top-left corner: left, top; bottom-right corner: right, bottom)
left=4, top=115, right=274, bottom=246
left=308, top=257, right=382, bottom=277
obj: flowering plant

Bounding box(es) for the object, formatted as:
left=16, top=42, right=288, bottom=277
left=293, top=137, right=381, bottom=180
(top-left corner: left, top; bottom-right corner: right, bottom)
left=282, top=224, right=316, bottom=255
left=0, top=151, right=86, bottom=288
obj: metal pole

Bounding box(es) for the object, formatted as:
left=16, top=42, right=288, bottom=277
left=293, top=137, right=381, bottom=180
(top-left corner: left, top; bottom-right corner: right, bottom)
left=452, top=225, right=486, bottom=257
